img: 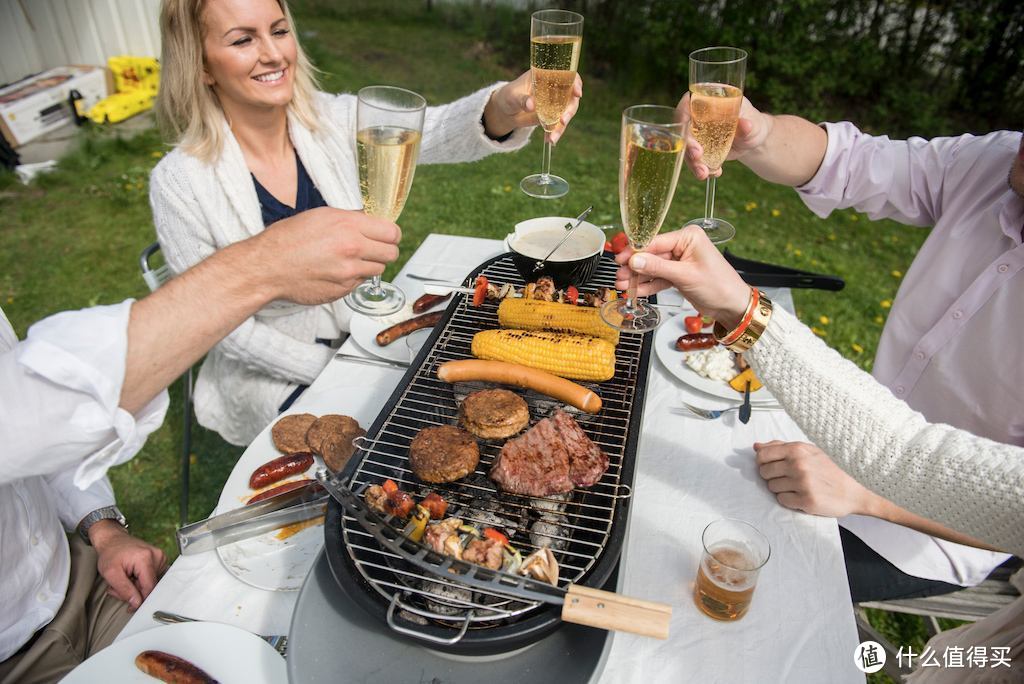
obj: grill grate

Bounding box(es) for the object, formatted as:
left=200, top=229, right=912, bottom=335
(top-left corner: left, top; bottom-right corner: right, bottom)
left=338, top=253, right=652, bottom=630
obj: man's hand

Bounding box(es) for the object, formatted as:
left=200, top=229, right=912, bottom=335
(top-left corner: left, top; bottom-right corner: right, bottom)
left=484, top=70, right=583, bottom=144
left=753, top=441, right=875, bottom=518
left=676, top=92, right=770, bottom=181
left=252, top=207, right=402, bottom=305
left=89, top=520, right=167, bottom=611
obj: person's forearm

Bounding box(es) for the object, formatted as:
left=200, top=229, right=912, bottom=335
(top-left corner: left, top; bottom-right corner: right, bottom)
left=120, top=239, right=274, bottom=414
left=862, top=493, right=1000, bottom=552
left=740, top=114, right=828, bottom=187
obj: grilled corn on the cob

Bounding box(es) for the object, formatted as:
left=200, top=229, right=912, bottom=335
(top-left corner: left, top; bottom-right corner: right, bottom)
left=471, top=329, right=615, bottom=382
left=497, top=298, right=620, bottom=346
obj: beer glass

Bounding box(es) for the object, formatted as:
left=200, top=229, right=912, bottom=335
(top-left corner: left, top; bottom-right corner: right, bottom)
left=694, top=518, right=770, bottom=621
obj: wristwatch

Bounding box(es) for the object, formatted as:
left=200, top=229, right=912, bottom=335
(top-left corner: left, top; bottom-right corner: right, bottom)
left=77, top=506, right=127, bottom=544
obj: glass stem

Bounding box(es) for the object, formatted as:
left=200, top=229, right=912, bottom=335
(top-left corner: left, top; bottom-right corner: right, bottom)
left=626, top=267, right=640, bottom=311
left=703, top=175, right=717, bottom=228
left=368, top=275, right=383, bottom=296
left=540, top=139, right=553, bottom=181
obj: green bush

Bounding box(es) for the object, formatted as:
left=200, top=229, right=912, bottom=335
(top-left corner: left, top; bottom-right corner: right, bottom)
left=363, top=0, right=1024, bottom=138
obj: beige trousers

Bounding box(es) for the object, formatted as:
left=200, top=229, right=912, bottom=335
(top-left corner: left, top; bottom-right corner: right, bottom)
left=0, top=536, right=133, bottom=684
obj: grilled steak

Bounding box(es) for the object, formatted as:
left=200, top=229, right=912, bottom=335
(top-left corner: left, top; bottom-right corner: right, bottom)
left=490, top=410, right=608, bottom=496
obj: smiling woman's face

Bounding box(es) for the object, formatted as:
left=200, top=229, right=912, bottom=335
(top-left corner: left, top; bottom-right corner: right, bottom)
left=201, top=0, right=297, bottom=115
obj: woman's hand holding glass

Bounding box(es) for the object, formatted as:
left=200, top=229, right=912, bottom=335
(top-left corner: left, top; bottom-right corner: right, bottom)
left=613, top=225, right=752, bottom=330
left=484, top=69, right=583, bottom=145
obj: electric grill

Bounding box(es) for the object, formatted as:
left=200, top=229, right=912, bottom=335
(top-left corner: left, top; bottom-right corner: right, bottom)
left=321, top=252, right=656, bottom=655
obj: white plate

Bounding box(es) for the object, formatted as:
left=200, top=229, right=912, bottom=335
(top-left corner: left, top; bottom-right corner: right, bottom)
left=63, top=621, right=286, bottom=684
left=213, top=427, right=324, bottom=592
left=653, top=310, right=777, bottom=404
left=349, top=308, right=433, bottom=364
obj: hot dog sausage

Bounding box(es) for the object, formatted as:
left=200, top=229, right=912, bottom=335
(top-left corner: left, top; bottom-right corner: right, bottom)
left=675, top=333, right=717, bottom=351
left=412, top=293, right=451, bottom=314
left=247, top=478, right=322, bottom=504
left=376, top=311, right=443, bottom=346
left=249, top=452, right=314, bottom=489
left=436, top=360, right=602, bottom=414
left=135, top=651, right=218, bottom=684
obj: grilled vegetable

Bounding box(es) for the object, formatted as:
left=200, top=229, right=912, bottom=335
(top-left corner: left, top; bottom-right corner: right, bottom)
left=472, top=276, right=488, bottom=307
left=483, top=527, right=509, bottom=545
left=728, top=367, right=763, bottom=393
left=472, top=329, right=616, bottom=382
left=497, top=298, right=620, bottom=346
left=405, top=505, right=430, bottom=543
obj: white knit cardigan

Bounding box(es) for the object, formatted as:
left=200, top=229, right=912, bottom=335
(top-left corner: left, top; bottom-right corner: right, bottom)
left=749, top=306, right=1024, bottom=557
left=149, top=85, right=532, bottom=445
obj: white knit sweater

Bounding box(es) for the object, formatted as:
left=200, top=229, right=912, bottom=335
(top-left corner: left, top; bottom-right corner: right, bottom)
left=749, top=306, right=1024, bottom=557
left=150, top=85, right=532, bottom=445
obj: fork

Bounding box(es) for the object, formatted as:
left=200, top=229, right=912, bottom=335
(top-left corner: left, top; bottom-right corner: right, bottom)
left=670, top=402, right=784, bottom=420
left=152, top=610, right=288, bottom=658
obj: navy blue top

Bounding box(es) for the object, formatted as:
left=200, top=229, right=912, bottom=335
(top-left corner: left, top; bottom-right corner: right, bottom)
left=252, top=151, right=327, bottom=226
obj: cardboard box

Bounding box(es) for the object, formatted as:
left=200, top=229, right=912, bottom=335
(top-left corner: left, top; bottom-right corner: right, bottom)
left=0, top=65, right=108, bottom=147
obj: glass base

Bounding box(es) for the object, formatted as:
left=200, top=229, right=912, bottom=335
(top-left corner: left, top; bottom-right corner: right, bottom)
left=599, top=297, right=661, bottom=333
left=687, top=217, right=736, bottom=245
left=520, top=173, right=569, bottom=199
left=344, top=280, right=406, bottom=316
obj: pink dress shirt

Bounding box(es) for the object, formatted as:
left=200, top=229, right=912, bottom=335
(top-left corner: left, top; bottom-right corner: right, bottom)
left=797, top=122, right=1022, bottom=585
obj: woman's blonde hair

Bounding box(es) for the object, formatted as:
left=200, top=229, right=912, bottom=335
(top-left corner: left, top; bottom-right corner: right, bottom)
left=156, top=0, right=322, bottom=163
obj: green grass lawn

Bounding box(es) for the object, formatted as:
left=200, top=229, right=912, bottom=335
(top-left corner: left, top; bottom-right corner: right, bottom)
left=0, top=4, right=934, bottom=679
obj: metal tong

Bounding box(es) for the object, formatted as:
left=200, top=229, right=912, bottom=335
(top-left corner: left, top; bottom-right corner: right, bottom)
left=176, top=479, right=328, bottom=555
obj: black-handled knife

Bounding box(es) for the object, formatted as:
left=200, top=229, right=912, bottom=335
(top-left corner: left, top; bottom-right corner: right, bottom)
left=738, top=380, right=752, bottom=424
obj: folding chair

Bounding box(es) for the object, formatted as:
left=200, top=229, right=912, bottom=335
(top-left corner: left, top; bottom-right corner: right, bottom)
left=139, top=242, right=193, bottom=527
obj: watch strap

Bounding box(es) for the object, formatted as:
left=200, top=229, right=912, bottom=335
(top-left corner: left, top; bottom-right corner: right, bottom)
left=78, top=506, right=127, bottom=544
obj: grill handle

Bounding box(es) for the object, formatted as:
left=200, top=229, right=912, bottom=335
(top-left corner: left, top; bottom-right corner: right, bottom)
left=561, top=585, right=671, bottom=640
left=386, top=593, right=473, bottom=645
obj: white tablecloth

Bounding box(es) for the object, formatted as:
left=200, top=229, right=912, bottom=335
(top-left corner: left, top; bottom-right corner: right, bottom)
left=119, top=234, right=861, bottom=682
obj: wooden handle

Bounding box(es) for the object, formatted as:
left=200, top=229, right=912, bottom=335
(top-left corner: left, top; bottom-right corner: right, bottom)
left=561, top=584, right=672, bottom=639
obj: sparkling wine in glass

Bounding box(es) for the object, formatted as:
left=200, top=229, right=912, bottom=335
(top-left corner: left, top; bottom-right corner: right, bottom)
left=520, top=9, right=583, bottom=200
left=345, top=85, right=425, bottom=316
left=599, top=105, right=685, bottom=333
left=684, top=46, right=747, bottom=245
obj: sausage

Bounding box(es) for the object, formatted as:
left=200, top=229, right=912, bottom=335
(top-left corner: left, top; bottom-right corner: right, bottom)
left=249, top=452, right=314, bottom=489
left=675, top=333, right=717, bottom=351
left=376, top=311, right=443, bottom=346
left=412, top=292, right=451, bottom=314
left=135, top=651, right=218, bottom=684
left=436, top=359, right=602, bottom=414
left=247, top=478, right=322, bottom=504
left=420, top=492, right=448, bottom=519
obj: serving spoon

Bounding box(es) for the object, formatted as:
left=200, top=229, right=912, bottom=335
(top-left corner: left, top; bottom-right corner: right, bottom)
left=533, top=205, right=594, bottom=272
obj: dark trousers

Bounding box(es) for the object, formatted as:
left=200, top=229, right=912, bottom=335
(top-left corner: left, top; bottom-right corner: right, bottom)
left=840, top=526, right=966, bottom=603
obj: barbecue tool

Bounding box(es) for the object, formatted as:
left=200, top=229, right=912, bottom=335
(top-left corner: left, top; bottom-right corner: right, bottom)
left=318, top=471, right=671, bottom=639
left=176, top=481, right=327, bottom=555
left=533, top=206, right=594, bottom=272
left=724, top=250, right=845, bottom=291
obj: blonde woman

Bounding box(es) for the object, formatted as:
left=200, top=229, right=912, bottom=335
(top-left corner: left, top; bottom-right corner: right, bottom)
left=150, top=0, right=580, bottom=445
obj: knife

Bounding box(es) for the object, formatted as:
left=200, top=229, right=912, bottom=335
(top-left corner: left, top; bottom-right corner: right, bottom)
left=738, top=380, right=752, bottom=424
left=177, top=480, right=328, bottom=555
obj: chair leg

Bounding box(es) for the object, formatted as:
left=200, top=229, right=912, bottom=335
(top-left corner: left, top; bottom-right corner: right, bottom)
left=179, top=367, right=193, bottom=527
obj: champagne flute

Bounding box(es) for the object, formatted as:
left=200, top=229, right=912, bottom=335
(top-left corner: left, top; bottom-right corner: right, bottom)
left=345, top=85, right=426, bottom=316
left=684, top=46, right=747, bottom=245
left=599, top=105, right=685, bottom=333
left=519, top=9, right=583, bottom=200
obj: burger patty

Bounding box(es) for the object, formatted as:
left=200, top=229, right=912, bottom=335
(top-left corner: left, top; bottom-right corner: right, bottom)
left=458, top=389, right=530, bottom=439
left=409, top=425, right=480, bottom=483
left=490, top=410, right=609, bottom=496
